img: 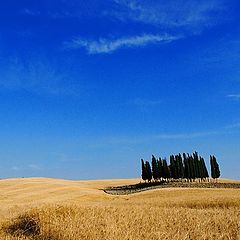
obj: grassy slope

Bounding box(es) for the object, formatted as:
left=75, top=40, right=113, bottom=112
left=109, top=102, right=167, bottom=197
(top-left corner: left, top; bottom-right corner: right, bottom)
left=0, top=178, right=240, bottom=239
left=0, top=178, right=140, bottom=218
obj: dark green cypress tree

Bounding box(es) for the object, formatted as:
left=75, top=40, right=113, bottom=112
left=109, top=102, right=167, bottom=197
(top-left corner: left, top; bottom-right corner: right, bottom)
left=141, top=159, right=147, bottom=182
left=169, top=155, right=176, bottom=179
left=162, top=158, right=170, bottom=180
left=189, top=154, right=195, bottom=181
left=200, top=156, right=209, bottom=180
left=151, top=155, right=158, bottom=181
left=175, top=155, right=180, bottom=179
left=193, top=154, right=198, bottom=180
left=161, top=158, right=166, bottom=180
left=210, top=155, right=216, bottom=179
left=157, top=158, right=163, bottom=180
left=178, top=153, right=184, bottom=179
left=202, top=157, right=209, bottom=179
left=198, top=156, right=204, bottom=180
left=193, top=152, right=200, bottom=179
left=145, top=161, right=152, bottom=182
left=183, top=153, right=190, bottom=180
left=212, top=155, right=220, bottom=180
left=214, top=156, right=220, bottom=179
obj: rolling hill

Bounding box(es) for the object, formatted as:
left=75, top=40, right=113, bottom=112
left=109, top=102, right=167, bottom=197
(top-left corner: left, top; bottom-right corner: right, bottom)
left=0, top=178, right=240, bottom=239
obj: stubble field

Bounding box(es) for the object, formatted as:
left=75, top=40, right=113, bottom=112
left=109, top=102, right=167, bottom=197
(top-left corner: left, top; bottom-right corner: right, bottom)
left=0, top=178, right=240, bottom=240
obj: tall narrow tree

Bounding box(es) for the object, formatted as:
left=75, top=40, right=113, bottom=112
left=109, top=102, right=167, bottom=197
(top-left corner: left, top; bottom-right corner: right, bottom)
left=141, top=159, right=147, bottom=182
left=189, top=154, right=195, bottom=181
left=157, top=158, right=163, bottom=180
left=200, top=156, right=209, bottom=180
left=210, top=155, right=220, bottom=180
left=213, top=156, right=220, bottom=179
left=177, top=153, right=184, bottom=179
left=193, top=152, right=200, bottom=179
left=145, top=161, right=152, bottom=182
left=162, top=158, right=170, bottom=180
left=210, top=155, right=216, bottom=179
left=175, top=155, right=179, bottom=179
left=169, top=155, right=176, bottom=179
left=151, top=155, right=158, bottom=181
left=183, top=153, right=190, bottom=181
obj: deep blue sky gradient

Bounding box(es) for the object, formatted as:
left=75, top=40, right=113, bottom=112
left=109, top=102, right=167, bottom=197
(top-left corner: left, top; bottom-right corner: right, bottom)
left=0, top=0, right=240, bottom=179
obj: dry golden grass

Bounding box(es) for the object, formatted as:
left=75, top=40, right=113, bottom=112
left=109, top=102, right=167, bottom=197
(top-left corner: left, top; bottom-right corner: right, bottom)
left=0, top=178, right=240, bottom=239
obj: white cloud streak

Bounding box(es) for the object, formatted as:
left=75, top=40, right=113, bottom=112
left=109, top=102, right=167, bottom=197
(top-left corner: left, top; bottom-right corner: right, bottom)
left=64, top=0, right=226, bottom=54
left=21, top=8, right=41, bottom=16
left=225, top=122, right=240, bottom=129
left=227, top=94, right=240, bottom=100
left=65, top=34, right=181, bottom=54
left=90, top=130, right=221, bottom=148
left=28, top=164, right=42, bottom=170
left=131, top=98, right=162, bottom=107
left=12, top=164, right=42, bottom=171
left=112, top=0, right=226, bottom=30
left=0, top=57, right=85, bottom=96
left=70, top=121, right=240, bottom=149
left=155, top=131, right=220, bottom=140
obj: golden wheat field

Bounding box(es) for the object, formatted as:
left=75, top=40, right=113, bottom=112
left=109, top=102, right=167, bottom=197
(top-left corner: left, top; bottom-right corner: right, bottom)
left=0, top=178, right=240, bottom=240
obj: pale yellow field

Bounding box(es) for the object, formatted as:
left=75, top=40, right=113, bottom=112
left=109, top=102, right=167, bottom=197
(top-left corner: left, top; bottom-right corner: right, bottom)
left=0, top=178, right=240, bottom=239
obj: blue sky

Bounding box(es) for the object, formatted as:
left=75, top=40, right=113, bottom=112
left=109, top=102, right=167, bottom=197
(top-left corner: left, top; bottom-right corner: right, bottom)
left=0, top=0, right=240, bottom=180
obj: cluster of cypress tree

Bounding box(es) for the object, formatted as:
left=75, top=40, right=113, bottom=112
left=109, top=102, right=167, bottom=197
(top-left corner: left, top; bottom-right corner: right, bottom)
left=141, top=152, right=220, bottom=182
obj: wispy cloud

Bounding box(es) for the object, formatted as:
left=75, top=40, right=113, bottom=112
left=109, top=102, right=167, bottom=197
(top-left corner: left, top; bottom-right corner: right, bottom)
left=112, top=0, right=226, bottom=31
left=28, top=164, right=42, bottom=170
left=89, top=122, right=240, bottom=148
left=154, top=123, right=240, bottom=141
left=12, top=166, right=21, bottom=171
left=227, top=94, right=240, bottom=100
left=225, top=122, right=240, bottom=129
left=155, top=131, right=220, bottom=140
left=21, top=8, right=73, bottom=19
left=21, top=8, right=40, bottom=16
left=0, top=57, right=85, bottom=96
left=64, top=0, right=227, bottom=54
left=12, top=164, right=42, bottom=171
left=69, top=121, right=240, bottom=150
left=65, top=34, right=181, bottom=54
left=155, top=122, right=240, bottom=140
left=90, top=130, right=222, bottom=148
left=130, top=98, right=162, bottom=107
